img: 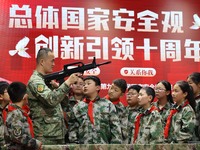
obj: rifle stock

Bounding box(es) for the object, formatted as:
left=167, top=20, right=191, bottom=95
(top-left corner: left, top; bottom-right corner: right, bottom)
left=44, top=57, right=111, bottom=85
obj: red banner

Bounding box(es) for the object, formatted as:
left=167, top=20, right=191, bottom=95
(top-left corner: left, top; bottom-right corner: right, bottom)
left=0, top=0, right=200, bottom=104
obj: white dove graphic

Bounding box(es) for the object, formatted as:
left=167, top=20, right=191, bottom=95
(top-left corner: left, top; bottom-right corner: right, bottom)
left=9, top=36, right=31, bottom=58
left=190, top=14, right=200, bottom=30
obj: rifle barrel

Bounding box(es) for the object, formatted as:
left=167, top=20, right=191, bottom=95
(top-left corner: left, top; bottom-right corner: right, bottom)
left=96, top=61, right=111, bottom=66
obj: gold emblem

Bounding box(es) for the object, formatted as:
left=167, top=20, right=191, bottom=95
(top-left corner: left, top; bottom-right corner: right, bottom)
left=37, top=84, right=44, bottom=92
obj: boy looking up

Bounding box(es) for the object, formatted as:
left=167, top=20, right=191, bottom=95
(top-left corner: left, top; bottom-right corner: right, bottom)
left=68, top=76, right=122, bottom=144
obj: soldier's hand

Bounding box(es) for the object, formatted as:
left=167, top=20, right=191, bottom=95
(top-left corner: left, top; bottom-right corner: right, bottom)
left=64, top=73, right=82, bottom=86
left=50, top=80, right=59, bottom=88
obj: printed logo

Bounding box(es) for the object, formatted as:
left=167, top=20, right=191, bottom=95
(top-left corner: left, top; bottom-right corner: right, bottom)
left=120, top=67, right=156, bottom=77
left=84, top=67, right=100, bottom=76
left=124, top=69, right=128, bottom=74
left=9, top=36, right=31, bottom=58
left=68, top=66, right=100, bottom=76
left=190, top=14, right=200, bottom=30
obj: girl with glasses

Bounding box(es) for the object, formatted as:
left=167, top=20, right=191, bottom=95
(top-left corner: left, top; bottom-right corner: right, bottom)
left=152, top=80, right=173, bottom=127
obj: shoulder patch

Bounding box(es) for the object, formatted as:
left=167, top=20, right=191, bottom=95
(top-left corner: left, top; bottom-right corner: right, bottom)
left=13, top=126, right=22, bottom=137
left=37, top=84, right=44, bottom=92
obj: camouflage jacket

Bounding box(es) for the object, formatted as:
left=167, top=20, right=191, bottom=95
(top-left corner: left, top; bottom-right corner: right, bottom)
left=130, top=105, right=164, bottom=144
left=4, top=103, right=41, bottom=150
left=68, top=96, right=122, bottom=144
left=166, top=102, right=196, bottom=143
left=194, top=96, right=200, bottom=141
left=126, top=105, right=140, bottom=144
left=62, top=96, right=83, bottom=124
left=61, top=96, right=83, bottom=143
left=62, top=96, right=78, bottom=112
left=0, top=107, right=5, bottom=147
left=152, top=101, right=173, bottom=127
left=27, top=70, right=70, bottom=144
left=113, top=102, right=128, bottom=143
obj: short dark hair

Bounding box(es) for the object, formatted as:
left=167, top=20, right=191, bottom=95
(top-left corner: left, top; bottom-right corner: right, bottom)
left=8, top=82, right=27, bottom=103
left=141, top=86, right=155, bottom=102
left=84, top=76, right=101, bottom=86
left=36, top=48, right=53, bottom=64
left=113, top=78, right=127, bottom=93
left=0, top=81, right=9, bottom=94
left=128, top=84, right=142, bottom=93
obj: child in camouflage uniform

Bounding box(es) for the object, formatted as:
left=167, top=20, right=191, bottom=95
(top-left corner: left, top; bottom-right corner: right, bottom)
left=152, top=80, right=173, bottom=127
left=4, top=82, right=42, bottom=150
left=130, top=86, right=164, bottom=144
left=164, top=80, right=196, bottom=143
left=61, top=77, right=85, bottom=143
left=68, top=76, right=122, bottom=144
left=104, top=78, right=128, bottom=143
left=126, top=85, right=142, bottom=144
left=62, top=76, right=85, bottom=123
left=0, top=81, right=10, bottom=149
left=187, top=72, right=200, bottom=141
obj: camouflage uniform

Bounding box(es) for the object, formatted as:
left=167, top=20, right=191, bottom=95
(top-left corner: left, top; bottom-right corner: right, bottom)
left=62, top=96, right=82, bottom=124
left=113, top=102, right=128, bottom=143
left=68, top=96, right=122, bottom=144
left=152, top=101, right=172, bottom=127
left=130, top=105, right=164, bottom=144
left=4, top=103, right=41, bottom=150
left=61, top=96, right=83, bottom=143
left=126, top=105, right=140, bottom=144
left=0, top=107, right=6, bottom=148
left=27, top=71, right=70, bottom=144
left=194, top=96, right=200, bottom=141
left=165, top=102, right=196, bottom=143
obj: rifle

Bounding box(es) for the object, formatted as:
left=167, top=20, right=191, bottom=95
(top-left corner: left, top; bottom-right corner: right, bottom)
left=44, top=57, right=111, bottom=85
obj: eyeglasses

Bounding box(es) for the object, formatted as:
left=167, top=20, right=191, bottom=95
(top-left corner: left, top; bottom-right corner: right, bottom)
left=155, top=89, right=166, bottom=92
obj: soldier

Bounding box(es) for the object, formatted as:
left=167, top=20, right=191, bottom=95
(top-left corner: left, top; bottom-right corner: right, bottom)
left=26, top=48, right=81, bottom=145
left=4, top=82, right=42, bottom=149
left=152, top=80, right=173, bottom=127
left=0, top=81, right=10, bottom=148
left=130, top=86, right=164, bottom=144
left=68, top=76, right=122, bottom=144
left=187, top=72, right=200, bottom=141
left=164, top=81, right=196, bottom=143
left=104, top=78, right=128, bottom=143
left=126, top=85, right=142, bottom=144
